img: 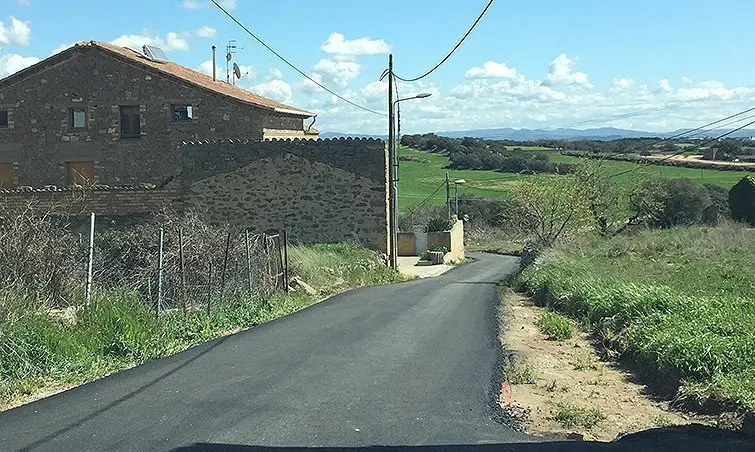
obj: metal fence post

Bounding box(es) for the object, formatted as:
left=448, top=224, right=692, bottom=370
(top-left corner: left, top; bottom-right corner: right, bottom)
left=157, top=227, right=164, bottom=319
left=206, top=261, right=213, bottom=315
left=220, top=231, right=231, bottom=304
left=179, top=227, right=187, bottom=315
left=85, top=212, right=95, bottom=308
left=245, top=229, right=252, bottom=293
left=282, top=229, right=289, bottom=293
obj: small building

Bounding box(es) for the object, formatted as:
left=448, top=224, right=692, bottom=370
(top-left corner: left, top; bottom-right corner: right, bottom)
left=0, top=41, right=318, bottom=189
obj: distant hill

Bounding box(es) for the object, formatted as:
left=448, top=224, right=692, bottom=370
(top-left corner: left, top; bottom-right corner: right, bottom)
left=321, top=128, right=755, bottom=141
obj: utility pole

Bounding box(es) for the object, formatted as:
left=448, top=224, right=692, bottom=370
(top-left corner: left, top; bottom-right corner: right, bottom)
left=387, top=54, right=397, bottom=269
left=445, top=172, right=451, bottom=222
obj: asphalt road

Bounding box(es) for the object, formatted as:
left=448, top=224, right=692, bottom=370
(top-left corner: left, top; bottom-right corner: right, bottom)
left=0, top=253, right=538, bottom=451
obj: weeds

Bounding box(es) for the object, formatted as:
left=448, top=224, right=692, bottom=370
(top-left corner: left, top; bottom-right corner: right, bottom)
left=536, top=311, right=575, bottom=341
left=0, top=217, right=401, bottom=409
left=517, top=223, right=755, bottom=411
left=552, top=402, right=605, bottom=429
left=503, top=359, right=537, bottom=385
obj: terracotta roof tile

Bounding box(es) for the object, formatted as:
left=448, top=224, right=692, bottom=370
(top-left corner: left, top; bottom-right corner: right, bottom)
left=79, top=41, right=313, bottom=117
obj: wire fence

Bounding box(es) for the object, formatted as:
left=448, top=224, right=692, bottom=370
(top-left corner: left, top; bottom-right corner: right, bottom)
left=0, top=201, right=289, bottom=318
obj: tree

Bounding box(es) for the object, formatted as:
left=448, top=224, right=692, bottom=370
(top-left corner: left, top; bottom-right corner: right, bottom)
left=729, top=176, right=755, bottom=226
left=573, top=161, right=626, bottom=235
left=715, top=140, right=742, bottom=161
left=630, top=178, right=709, bottom=228
left=509, top=176, right=589, bottom=247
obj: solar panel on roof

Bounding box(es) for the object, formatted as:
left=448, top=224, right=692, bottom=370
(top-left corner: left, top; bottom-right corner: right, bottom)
left=142, top=45, right=169, bottom=63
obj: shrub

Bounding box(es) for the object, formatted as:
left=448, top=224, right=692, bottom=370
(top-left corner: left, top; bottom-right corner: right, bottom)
left=553, top=403, right=605, bottom=429
left=729, top=176, right=755, bottom=226
left=536, top=311, right=575, bottom=340
left=631, top=178, right=710, bottom=228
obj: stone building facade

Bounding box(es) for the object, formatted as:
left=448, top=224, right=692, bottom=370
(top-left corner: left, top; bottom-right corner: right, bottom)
left=182, top=138, right=389, bottom=252
left=0, top=41, right=318, bottom=189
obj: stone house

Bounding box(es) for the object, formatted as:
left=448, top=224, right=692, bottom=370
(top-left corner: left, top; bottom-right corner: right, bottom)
left=0, top=41, right=318, bottom=189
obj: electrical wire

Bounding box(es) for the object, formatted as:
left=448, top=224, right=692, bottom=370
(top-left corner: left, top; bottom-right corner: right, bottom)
left=405, top=181, right=448, bottom=215
left=609, top=115, right=755, bottom=178
left=394, top=0, right=495, bottom=82
left=210, top=0, right=386, bottom=116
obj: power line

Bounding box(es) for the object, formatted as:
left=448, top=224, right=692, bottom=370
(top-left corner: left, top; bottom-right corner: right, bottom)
left=609, top=114, right=755, bottom=178
left=406, top=181, right=447, bottom=215
left=210, top=0, right=386, bottom=116
left=394, top=0, right=495, bottom=82
left=550, top=84, right=755, bottom=130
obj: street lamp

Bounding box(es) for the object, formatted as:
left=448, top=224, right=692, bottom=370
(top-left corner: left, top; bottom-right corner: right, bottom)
left=454, top=179, right=466, bottom=219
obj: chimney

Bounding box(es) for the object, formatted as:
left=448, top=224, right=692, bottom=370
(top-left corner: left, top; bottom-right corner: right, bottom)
left=212, top=45, right=217, bottom=81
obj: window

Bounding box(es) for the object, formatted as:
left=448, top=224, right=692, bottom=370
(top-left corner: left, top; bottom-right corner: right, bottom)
left=70, top=108, right=86, bottom=129
left=120, top=105, right=141, bottom=138
left=172, top=104, right=194, bottom=122
left=0, top=163, right=14, bottom=188
left=0, top=110, right=8, bottom=128
left=66, top=161, right=95, bottom=186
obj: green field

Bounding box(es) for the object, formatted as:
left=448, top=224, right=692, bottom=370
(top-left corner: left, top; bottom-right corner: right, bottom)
left=398, top=147, right=755, bottom=212
left=552, top=154, right=755, bottom=189
left=397, top=146, right=548, bottom=210
left=517, top=225, right=755, bottom=410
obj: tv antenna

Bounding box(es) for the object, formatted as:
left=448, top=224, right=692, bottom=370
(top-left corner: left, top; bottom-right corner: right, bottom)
left=226, top=40, right=238, bottom=84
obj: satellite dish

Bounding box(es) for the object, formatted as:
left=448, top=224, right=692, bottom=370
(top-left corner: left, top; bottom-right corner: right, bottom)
left=226, top=52, right=233, bottom=62
left=233, top=63, right=242, bottom=80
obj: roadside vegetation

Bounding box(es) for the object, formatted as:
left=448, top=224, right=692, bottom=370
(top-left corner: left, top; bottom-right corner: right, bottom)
left=0, top=202, right=402, bottom=410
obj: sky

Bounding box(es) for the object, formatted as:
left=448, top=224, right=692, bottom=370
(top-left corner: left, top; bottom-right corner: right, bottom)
left=2, top=0, right=755, bottom=135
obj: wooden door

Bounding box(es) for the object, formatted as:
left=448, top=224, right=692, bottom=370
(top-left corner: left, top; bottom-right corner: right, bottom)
left=0, top=163, right=14, bottom=188
left=67, top=161, right=94, bottom=185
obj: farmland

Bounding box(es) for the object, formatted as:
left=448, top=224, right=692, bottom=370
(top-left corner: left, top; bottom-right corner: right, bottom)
left=398, top=146, right=755, bottom=211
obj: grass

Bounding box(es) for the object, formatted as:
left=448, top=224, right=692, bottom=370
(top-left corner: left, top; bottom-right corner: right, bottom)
left=516, top=223, right=755, bottom=411
left=397, top=146, right=538, bottom=210
left=503, top=358, right=537, bottom=385
left=398, top=147, right=755, bottom=212
left=536, top=310, right=575, bottom=341
left=552, top=153, right=755, bottom=190
left=552, top=402, right=605, bottom=429
left=0, top=244, right=402, bottom=410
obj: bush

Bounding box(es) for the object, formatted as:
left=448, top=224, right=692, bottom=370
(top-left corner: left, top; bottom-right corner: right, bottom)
left=536, top=310, right=575, bottom=340
left=631, top=178, right=712, bottom=228
left=729, top=176, right=755, bottom=226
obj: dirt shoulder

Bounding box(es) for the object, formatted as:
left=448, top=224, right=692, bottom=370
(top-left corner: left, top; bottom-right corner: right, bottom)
left=498, top=290, right=712, bottom=442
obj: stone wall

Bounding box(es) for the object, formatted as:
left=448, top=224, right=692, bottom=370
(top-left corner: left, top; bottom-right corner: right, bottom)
left=0, top=45, right=305, bottom=188
left=0, top=187, right=182, bottom=216
left=183, top=138, right=389, bottom=251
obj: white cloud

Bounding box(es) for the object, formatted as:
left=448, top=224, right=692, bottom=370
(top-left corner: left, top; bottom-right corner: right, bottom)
left=612, top=78, right=634, bottom=90
left=111, top=31, right=190, bottom=52
left=50, top=41, right=76, bottom=55
left=312, top=58, right=361, bottom=88
left=464, top=61, right=521, bottom=80
left=197, top=59, right=222, bottom=78
left=252, top=79, right=293, bottom=104
left=0, top=16, right=31, bottom=47
left=656, top=78, right=673, bottom=93
left=0, top=53, right=39, bottom=77
left=320, top=32, right=390, bottom=57
left=545, top=53, right=592, bottom=89
left=267, top=67, right=283, bottom=80
left=195, top=26, right=217, bottom=38
left=182, top=0, right=236, bottom=10
left=682, top=76, right=693, bottom=85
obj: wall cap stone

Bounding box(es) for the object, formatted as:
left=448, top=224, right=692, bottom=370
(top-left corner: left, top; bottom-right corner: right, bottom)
left=181, top=137, right=384, bottom=146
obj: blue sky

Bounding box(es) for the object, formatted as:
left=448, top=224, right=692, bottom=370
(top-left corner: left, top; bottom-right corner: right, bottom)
left=2, top=0, right=755, bottom=134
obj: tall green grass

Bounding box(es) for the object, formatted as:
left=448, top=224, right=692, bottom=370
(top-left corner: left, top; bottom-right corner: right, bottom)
left=0, top=244, right=401, bottom=409
left=516, top=223, right=755, bottom=411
